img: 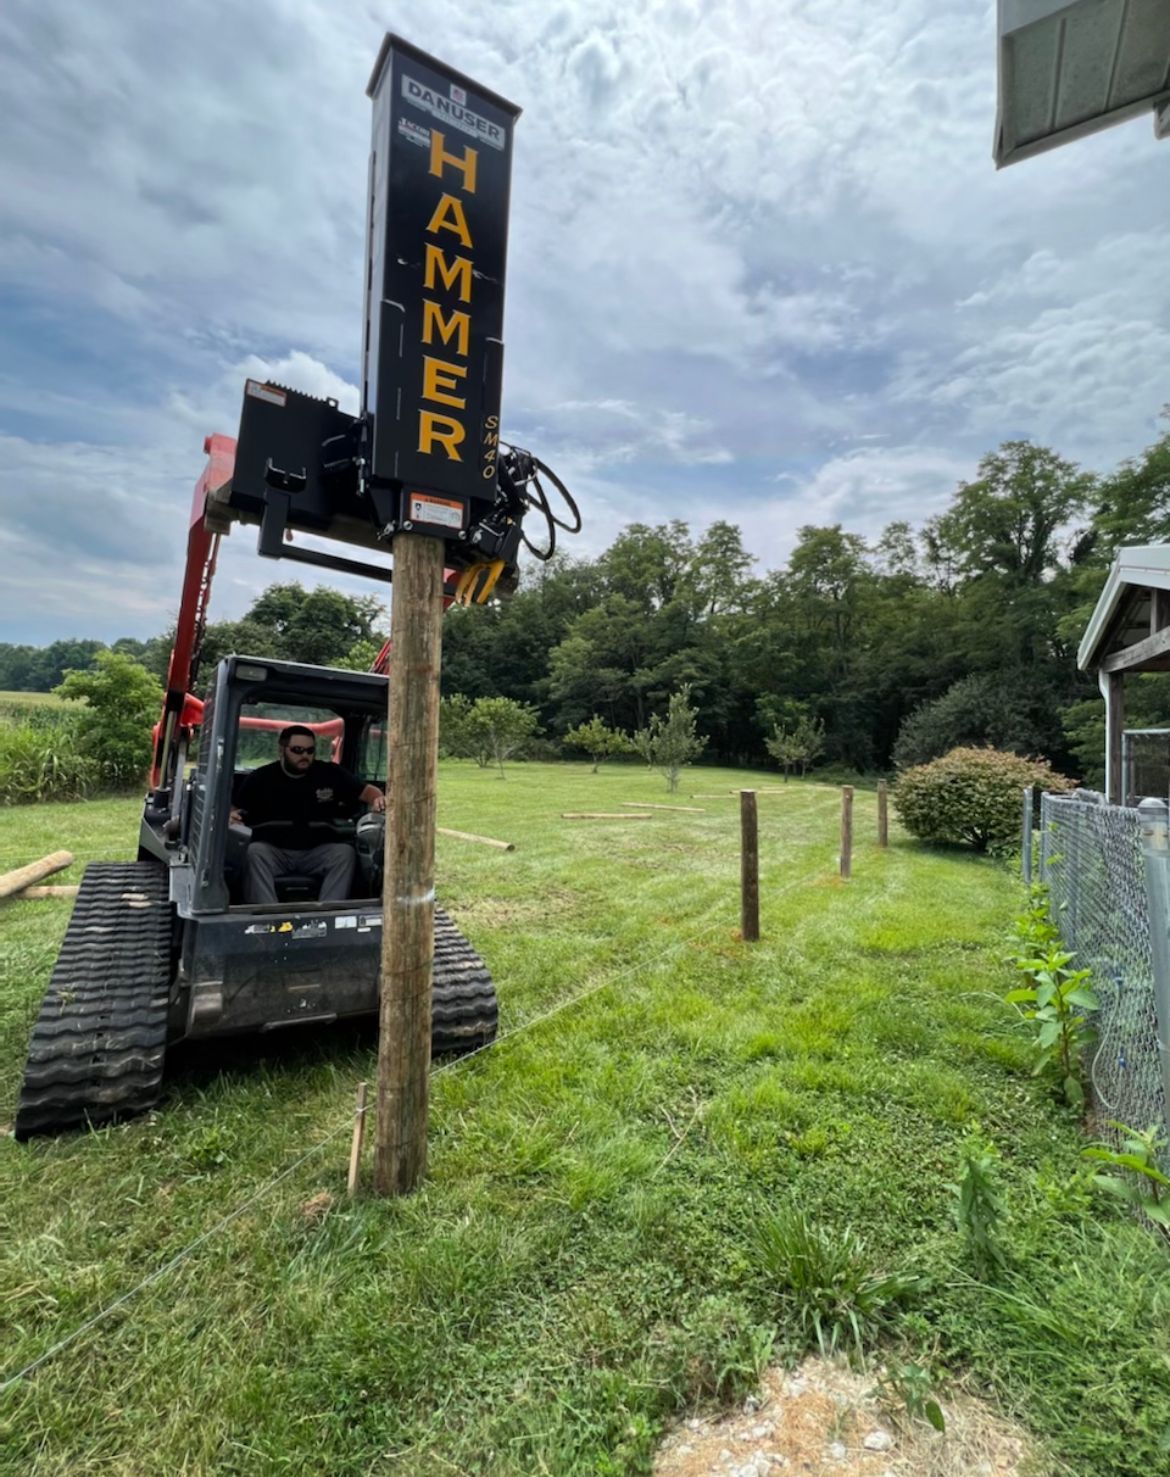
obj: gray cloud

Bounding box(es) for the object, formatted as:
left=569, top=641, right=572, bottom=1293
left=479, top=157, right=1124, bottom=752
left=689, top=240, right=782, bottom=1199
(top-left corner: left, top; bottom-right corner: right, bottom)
left=1, top=0, right=1167, bottom=642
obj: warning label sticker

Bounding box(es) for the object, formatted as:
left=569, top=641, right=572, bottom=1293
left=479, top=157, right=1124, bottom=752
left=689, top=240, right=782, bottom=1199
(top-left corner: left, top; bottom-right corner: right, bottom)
left=245, top=380, right=287, bottom=407
left=409, top=494, right=464, bottom=531
left=335, top=915, right=358, bottom=930
left=293, top=921, right=328, bottom=940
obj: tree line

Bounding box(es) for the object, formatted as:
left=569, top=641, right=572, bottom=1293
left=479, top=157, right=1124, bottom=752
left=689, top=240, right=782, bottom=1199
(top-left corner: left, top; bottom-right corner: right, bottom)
left=4, top=427, right=1168, bottom=784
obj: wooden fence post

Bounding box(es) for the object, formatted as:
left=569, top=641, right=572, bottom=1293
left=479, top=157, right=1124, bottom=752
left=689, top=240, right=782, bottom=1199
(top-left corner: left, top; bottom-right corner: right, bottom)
left=840, top=786, right=854, bottom=879
left=877, top=780, right=889, bottom=849
left=375, top=533, right=445, bottom=1197
left=740, top=790, right=760, bottom=942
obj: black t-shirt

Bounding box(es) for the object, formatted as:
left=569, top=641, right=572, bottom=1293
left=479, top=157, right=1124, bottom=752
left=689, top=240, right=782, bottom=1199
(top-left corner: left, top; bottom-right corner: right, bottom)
left=237, top=760, right=364, bottom=850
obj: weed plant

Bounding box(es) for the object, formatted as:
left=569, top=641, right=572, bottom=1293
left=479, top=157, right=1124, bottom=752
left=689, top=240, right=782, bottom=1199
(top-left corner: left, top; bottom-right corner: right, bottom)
left=1007, top=885, right=1097, bottom=1106
left=1084, top=1121, right=1170, bottom=1230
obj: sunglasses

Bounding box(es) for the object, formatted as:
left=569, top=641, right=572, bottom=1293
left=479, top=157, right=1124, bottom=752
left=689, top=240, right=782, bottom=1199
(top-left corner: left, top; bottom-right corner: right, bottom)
left=286, top=744, right=316, bottom=756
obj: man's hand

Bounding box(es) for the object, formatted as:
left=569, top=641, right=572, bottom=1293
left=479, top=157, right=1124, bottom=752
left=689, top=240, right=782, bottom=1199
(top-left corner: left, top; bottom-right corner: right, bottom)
left=230, top=806, right=244, bottom=826
left=359, top=784, right=386, bottom=814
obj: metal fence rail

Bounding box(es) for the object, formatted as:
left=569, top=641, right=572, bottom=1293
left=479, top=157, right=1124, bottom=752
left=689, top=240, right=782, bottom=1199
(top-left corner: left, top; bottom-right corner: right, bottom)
left=1040, top=792, right=1169, bottom=1152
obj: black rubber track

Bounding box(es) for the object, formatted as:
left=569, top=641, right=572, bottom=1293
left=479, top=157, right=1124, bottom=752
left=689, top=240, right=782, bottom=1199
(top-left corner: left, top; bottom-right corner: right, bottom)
left=14, top=881, right=495, bottom=1138
left=431, top=906, right=498, bottom=1054
left=15, top=862, right=172, bottom=1141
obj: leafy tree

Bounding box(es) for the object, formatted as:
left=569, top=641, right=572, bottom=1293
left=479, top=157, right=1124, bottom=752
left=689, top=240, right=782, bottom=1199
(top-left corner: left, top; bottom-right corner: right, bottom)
left=335, top=637, right=383, bottom=672
left=464, top=696, right=541, bottom=776
left=765, top=714, right=825, bottom=780
left=439, top=694, right=475, bottom=758
left=1092, top=421, right=1170, bottom=556
left=633, top=683, right=708, bottom=792
left=930, top=442, right=1094, bottom=584
left=563, top=715, right=635, bottom=771
left=55, top=651, right=163, bottom=789
left=247, top=583, right=383, bottom=666
left=892, top=674, right=1053, bottom=770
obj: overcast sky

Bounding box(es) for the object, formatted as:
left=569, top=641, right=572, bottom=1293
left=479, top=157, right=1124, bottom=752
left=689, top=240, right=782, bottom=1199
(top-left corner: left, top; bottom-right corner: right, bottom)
left=1, top=0, right=1168, bottom=645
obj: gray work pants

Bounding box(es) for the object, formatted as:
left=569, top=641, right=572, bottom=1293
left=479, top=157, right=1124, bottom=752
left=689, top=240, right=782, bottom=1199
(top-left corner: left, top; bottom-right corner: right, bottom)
left=244, top=842, right=356, bottom=905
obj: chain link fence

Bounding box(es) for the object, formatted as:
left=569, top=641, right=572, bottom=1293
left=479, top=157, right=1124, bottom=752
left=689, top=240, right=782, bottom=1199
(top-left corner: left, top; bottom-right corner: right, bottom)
left=1039, top=792, right=1170, bottom=1158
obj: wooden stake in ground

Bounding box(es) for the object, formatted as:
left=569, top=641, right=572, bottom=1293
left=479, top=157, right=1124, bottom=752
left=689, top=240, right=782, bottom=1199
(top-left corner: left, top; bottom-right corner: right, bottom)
left=437, top=826, right=515, bottom=852
left=0, top=851, right=73, bottom=901
left=740, top=789, right=759, bottom=942
left=840, top=786, right=854, bottom=879
left=376, top=534, right=445, bottom=1198
left=347, top=1081, right=368, bottom=1197
left=620, top=802, right=705, bottom=813
left=562, top=812, right=652, bottom=820
left=877, top=780, right=889, bottom=849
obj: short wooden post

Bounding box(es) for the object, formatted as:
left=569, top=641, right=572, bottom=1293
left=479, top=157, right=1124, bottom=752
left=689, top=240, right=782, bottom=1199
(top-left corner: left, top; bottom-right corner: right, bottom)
left=347, top=1082, right=368, bottom=1197
left=740, top=790, right=760, bottom=942
left=375, top=534, right=445, bottom=1197
left=840, top=786, right=854, bottom=879
left=877, top=780, right=889, bottom=849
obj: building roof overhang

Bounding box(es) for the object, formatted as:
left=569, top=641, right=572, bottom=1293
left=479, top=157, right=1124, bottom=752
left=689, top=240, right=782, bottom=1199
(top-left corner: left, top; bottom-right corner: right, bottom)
left=1078, top=544, right=1170, bottom=670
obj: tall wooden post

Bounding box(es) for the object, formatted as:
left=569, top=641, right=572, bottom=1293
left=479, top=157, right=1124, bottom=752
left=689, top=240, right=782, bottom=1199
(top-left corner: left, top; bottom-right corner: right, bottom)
left=877, top=780, right=889, bottom=849
left=740, top=790, right=759, bottom=942
left=840, top=786, right=854, bottom=879
left=375, top=534, right=445, bottom=1196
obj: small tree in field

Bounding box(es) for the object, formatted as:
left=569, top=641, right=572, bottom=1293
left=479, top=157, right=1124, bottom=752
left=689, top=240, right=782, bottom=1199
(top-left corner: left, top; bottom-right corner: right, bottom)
left=634, top=684, right=708, bottom=792
left=439, top=694, right=475, bottom=758
left=765, top=714, right=825, bottom=781
left=564, top=715, right=635, bottom=772
left=55, top=651, right=163, bottom=790
left=465, top=696, right=541, bottom=776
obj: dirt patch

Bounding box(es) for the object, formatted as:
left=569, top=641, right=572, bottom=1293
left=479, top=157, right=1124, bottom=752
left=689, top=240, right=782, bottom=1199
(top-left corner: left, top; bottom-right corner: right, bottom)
left=654, top=1358, right=1043, bottom=1477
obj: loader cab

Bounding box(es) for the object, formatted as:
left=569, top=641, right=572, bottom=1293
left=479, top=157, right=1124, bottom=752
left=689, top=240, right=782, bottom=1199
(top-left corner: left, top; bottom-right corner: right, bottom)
left=164, top=655, right=389, bottom=917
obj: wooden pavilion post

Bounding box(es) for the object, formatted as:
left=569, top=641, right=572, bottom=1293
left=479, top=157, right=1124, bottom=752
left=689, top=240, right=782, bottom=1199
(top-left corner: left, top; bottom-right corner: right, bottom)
left=1105, top=671, right=1125, bottom=806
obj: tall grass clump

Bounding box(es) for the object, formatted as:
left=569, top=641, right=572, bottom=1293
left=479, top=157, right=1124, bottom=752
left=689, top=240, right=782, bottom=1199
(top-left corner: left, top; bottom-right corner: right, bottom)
left=752, top=1207, right=920, bottom=1361
left=0, top=711, right=96, bottom=803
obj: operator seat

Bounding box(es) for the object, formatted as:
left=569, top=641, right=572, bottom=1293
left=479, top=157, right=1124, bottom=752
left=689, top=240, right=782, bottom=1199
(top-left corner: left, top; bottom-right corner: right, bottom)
left=273, top=875, right=321, bottom=904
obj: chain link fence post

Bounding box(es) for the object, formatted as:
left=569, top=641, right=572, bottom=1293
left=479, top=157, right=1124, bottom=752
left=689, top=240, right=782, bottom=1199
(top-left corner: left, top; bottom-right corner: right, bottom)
left=1021, top=785, right=1034, bottom=887
left=1138, top=798, right=1170, bottom=1138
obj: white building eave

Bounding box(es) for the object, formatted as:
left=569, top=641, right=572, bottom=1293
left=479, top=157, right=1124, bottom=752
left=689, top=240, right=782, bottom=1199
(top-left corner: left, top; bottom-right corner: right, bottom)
left=1078, top=544, right=1170, bottom=670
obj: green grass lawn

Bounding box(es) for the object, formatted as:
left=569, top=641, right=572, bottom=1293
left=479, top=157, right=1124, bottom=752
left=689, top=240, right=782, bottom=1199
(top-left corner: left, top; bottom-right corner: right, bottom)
left=1, top=763, right=1168, bottom=1475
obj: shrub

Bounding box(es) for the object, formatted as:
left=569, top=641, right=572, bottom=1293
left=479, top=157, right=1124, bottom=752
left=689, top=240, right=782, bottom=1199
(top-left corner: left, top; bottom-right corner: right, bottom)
left=893, top=746, right=1074, bottom=853
left=563, top=715, right=635, bottom=772
left=463, top=696, right=542, bottom=775
left=765, top=713, right=825, bottom=780
left=55, top=650, right=163, bottom=791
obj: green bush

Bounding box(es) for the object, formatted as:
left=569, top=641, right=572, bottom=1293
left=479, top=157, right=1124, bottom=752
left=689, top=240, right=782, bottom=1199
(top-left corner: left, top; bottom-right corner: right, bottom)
left=55, top=650, right=163, bottom=792
left=893, top=746, right=1074, bottom=853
